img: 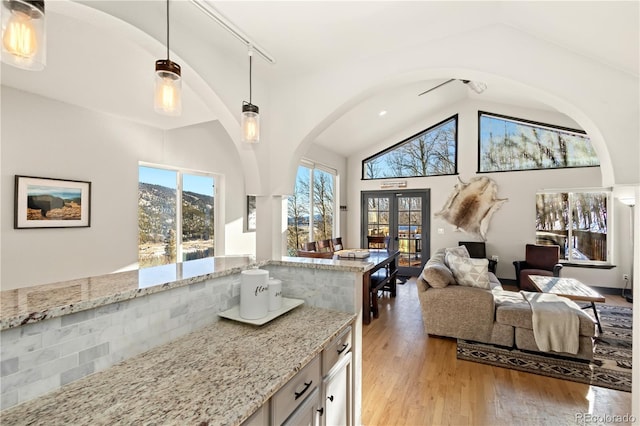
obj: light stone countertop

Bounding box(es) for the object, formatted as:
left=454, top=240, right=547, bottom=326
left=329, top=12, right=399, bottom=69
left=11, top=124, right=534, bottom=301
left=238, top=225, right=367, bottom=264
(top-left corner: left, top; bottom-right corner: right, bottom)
left=1, top=255, right=374, bottom=331
left=0, top=256, right=261, bottom=330
left=0, top=305, right=356, bottom=425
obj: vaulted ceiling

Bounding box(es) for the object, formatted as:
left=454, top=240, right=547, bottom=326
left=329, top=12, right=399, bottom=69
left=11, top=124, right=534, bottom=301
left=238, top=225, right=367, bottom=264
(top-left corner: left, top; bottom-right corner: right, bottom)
left=2, top=1, right=637, bottom=157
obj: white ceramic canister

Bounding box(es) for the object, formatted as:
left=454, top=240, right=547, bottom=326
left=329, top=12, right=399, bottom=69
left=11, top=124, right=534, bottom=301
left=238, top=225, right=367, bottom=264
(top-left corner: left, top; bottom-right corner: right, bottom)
left=240, top=269, right=269, bottom=319
left=268, top=278, right=282, bottom=311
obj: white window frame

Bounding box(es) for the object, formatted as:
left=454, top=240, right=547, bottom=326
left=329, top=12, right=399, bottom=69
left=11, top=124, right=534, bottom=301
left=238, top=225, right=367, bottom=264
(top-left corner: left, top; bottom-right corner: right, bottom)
left=295, top=159, right=338, bottom=242
left=138, top=162, right=219, bottom=265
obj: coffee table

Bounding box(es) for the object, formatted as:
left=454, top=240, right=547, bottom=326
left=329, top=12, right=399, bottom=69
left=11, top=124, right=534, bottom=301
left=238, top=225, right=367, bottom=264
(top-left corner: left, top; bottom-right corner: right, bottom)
left=527, top=275, right=606, bottom=333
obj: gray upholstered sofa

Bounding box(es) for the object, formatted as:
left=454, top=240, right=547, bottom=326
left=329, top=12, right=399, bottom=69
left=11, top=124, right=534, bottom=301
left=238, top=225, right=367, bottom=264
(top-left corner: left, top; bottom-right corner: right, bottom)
left=416, top=248, right=596, bottom=361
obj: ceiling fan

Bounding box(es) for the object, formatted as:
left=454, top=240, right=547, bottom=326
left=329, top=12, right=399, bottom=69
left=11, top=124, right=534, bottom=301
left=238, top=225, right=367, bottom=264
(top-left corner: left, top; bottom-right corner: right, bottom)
left=418, top=78, right=487, bottom=96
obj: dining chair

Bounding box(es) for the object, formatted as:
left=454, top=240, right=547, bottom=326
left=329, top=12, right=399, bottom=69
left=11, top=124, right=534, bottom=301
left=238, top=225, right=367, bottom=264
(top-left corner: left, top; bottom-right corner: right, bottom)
left=301, top=241, right=317, bottom=252
left=331, top=237, right=343, bottom=251
left=317, top=239, right=333, bottom=252
left=367, top=235, right=387, bottom=249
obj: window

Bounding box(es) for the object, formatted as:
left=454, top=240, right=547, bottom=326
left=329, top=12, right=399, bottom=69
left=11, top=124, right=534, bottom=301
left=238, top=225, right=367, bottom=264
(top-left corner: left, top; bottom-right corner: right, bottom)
left=362, top=115, right=458, bottom=180
left=535, top=190, right=610, bottom=264
left=138, top=165, right=215, bottom=268
left=478, top=111, right=599, bottom=172
left=287, top=162, right=336, bottom=255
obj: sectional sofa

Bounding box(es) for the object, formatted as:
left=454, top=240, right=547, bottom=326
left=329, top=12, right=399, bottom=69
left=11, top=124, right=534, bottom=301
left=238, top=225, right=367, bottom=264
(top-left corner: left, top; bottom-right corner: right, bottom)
left=416, top=248, right=596, bottom=361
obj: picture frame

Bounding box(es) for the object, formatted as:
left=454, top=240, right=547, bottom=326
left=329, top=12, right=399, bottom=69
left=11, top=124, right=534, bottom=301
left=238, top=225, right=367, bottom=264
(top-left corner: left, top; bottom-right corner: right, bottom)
left=14, top=175, right=91, bottom=229
left=246, top=195, right=256, bottom=232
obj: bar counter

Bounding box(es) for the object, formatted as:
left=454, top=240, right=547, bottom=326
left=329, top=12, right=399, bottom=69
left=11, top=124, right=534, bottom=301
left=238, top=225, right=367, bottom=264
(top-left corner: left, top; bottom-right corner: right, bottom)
left=1, top=305, right=355, bottom=425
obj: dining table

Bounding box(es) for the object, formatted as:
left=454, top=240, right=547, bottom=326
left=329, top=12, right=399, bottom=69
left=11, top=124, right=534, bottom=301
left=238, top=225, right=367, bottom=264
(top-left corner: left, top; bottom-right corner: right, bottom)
left=336, top=249, right=400, bottom=325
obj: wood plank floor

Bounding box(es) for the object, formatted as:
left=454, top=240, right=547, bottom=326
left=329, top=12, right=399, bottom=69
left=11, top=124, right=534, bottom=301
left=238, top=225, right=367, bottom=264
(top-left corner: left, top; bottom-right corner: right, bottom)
left=361, top=278, right=632, bottom=426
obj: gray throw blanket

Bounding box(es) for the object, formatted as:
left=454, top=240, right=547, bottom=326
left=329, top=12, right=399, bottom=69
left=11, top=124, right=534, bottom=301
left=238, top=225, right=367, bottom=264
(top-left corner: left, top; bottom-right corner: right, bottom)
left=521, top=291, right=580, bottom=354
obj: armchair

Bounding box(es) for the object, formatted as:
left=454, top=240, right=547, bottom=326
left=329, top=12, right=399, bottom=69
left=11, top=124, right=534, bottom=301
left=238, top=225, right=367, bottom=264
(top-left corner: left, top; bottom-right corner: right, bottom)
left=513, top=244, right=563, bottom=291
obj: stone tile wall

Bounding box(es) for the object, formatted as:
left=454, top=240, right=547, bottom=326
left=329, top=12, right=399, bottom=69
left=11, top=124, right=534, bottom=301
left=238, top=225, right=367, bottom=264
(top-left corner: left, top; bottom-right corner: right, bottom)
left=0, top=274, right=240, bottom=410
left=0, top=265, right=359, bottom=410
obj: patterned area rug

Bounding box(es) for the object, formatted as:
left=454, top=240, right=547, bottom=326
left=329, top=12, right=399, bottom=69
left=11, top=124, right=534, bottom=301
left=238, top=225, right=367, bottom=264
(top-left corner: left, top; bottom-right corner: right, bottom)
left=456, top=304, right=632, bottom=392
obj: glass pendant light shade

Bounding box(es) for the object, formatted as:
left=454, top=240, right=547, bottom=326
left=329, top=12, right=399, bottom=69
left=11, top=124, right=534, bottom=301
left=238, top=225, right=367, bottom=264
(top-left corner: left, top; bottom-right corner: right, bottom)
left=154, top=0, right=182, bottom=116
left=241, top=48, right=260, bottom=143
left=1, top=0, right=46, bottom=71
left=154, top=59, right=182, bottom=116
left=241, top=102, right=260, bottom=143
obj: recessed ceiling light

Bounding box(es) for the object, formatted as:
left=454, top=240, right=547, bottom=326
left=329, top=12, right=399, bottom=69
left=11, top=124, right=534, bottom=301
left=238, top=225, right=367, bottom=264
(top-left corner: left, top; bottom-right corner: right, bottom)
left=378, top=110, right=387, bottom=117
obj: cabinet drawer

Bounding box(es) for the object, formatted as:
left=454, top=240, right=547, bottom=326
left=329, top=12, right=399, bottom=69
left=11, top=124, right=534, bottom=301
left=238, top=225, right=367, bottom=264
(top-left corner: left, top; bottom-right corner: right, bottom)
left=322, top=326, right=352, bottom=375
left=271, top=355, right=321, bottom=425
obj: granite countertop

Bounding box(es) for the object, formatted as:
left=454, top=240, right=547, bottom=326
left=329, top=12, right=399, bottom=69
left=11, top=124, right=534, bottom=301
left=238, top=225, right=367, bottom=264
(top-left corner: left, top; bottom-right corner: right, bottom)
left=1, top=305, right=355, bottom=425
left=1, top=255, right=373, bottom=331
left=0, top=256, right=259, bottom=330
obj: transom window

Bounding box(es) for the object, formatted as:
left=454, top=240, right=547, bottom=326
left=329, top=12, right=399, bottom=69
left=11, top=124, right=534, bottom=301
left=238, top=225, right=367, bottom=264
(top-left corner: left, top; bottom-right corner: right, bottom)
left=479, top=111, right=599, bottom=173
left=535, top=190, right=611, bottom=264
left=362, top=115, right=458, bottom=180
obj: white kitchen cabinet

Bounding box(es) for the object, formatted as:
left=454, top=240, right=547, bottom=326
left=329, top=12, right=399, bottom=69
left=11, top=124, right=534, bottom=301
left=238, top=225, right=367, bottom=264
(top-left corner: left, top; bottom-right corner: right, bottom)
left=322, top=354, right=351, bottom=426
left=321, top=326, right=352, bottom=426
left=243, top=323, right=354, bottom=426
left=282, top=387, right=321, bottom=426
left=241, top=403, right=269, bottom=426
left=272, top=355, right=321, bottom=425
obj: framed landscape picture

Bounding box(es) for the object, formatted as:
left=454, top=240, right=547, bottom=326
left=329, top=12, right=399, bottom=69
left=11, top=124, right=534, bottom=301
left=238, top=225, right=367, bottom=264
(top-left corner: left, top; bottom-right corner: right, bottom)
left=14, top=176, right=91, bottom=229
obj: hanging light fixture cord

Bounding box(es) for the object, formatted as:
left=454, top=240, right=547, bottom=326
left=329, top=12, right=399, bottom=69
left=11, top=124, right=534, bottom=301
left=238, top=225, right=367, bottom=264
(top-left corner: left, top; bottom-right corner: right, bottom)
left=166, top=0, right=170, bottom=59
left=249, top=49, right=253, bottom=104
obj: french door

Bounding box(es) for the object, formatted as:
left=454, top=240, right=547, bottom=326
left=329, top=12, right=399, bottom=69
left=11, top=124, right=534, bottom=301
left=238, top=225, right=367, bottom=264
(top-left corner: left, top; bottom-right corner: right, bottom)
left=361, top=190, right=430, bottom=277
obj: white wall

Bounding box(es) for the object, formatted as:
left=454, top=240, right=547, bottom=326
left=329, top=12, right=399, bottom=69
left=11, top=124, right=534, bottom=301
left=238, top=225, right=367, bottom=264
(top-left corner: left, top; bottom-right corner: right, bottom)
left=346, top=98, right=631, bottom=288
left=1, top=87, right=253, bottom=290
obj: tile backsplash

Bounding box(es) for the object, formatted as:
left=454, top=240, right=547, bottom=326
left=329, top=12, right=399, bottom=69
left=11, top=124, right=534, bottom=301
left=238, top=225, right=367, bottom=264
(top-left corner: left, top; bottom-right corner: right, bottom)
left=0, top=264, right=359, bottom=410
left=0, top=273, right=240, bottom=410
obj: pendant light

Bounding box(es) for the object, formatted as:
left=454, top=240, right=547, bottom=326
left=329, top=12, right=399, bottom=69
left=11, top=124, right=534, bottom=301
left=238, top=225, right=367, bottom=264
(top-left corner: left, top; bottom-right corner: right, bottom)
left=154, top=0, right=182, bottom=116
left=1, top=0, right=46, bottom=71
left=241, top=48, right=260, bottom=143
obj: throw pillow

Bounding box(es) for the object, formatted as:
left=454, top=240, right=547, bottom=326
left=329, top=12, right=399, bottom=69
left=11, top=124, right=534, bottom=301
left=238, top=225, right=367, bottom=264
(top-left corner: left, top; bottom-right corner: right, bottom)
left=444, top=245, right=470, bottom=268
left=445, top=252, right=490, bottom=289
left=421, top=264, right=455, bottom=288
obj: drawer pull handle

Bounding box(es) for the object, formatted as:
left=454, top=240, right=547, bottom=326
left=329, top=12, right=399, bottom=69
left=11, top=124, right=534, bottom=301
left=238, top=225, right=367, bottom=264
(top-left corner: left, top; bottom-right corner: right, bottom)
left=317, top=408, right=324, bottom=416
left=336, top=343, right=349, bottom=354
left=327, top=395, right=334, bottom=402
left=294, top=381, right=313, bottom=400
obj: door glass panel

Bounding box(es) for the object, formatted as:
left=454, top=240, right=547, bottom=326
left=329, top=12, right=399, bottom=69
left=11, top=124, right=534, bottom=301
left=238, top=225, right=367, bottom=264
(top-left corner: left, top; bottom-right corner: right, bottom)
left=367, top=197, right=389, bottom=237
left=397, top=196, right=423, bottom=269
left=138, top=167, right=177, bottom=267
left=362, top=190, right=429, bottom=277
left=181, top=173, right=214, bottom=261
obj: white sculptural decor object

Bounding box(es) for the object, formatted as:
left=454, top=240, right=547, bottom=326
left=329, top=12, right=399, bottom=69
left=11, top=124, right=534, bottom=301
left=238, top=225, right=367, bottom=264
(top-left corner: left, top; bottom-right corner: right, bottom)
left=435, top=176, right=507, bottom=240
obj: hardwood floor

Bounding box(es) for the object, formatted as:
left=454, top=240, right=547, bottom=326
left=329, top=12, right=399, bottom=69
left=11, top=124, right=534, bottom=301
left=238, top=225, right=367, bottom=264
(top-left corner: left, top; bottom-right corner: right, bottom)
left=361, top=278, right=632, bottom=426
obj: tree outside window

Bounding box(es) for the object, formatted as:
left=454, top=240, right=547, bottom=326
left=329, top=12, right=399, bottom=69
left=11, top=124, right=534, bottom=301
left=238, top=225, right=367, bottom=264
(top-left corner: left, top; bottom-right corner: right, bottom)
left=363, top=115, right=457, bottom=179
left=287, top=164, right=335, bottom=255
left=536, top=191, right=609, bottom=263
left=479, top=112, right=599, bottom=172
left=138, top=165, right=215, bottom=268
